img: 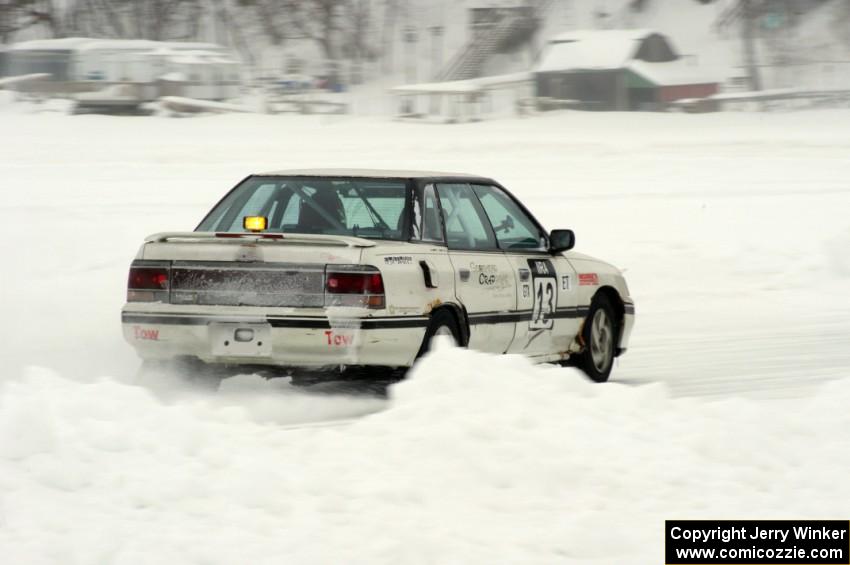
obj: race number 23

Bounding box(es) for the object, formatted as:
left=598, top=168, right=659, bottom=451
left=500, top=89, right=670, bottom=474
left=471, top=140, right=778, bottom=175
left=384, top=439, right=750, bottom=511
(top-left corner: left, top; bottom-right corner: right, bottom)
left=528, top=259, right=557, bottom=330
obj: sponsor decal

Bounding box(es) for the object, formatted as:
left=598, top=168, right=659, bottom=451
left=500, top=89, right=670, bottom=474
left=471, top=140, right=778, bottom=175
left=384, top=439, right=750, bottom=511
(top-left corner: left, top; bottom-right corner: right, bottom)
left=578, top=273, right=599, bottom=286
left=133, top=326, right=159, bottom=341
left=522, top=284, right=530, bottom=298
left=171, top=291, right=199, bottom=305
left=324, top=330, right=354, bottom=346
left=561, top=275, right=571, bottom=291
left=469, top=262, right=497, bottom=274
left=384, top=255, right=413, bottom=265
left=479, top=273, right=497, bottom=285
left=527, top=259, right=557, bottom=330
left=469, top=262, right=501, bottom=287
left=531, top=260, right=551, bottom=276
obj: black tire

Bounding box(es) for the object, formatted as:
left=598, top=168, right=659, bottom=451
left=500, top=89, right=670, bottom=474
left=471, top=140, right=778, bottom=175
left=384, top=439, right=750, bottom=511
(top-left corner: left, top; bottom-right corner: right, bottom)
left=577, top=294, right=617, bottom=383
left=416, top=309, right=461, bottom=358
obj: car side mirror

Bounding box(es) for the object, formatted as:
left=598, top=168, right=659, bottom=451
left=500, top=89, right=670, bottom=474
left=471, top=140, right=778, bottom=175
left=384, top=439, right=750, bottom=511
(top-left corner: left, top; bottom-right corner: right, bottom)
left=549, top=229, right=575, bottom=253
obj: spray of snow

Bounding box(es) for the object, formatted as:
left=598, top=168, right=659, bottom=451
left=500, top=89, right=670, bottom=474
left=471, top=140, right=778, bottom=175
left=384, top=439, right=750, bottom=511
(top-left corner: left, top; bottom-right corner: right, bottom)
left=1, top=344, right=849, bottom=563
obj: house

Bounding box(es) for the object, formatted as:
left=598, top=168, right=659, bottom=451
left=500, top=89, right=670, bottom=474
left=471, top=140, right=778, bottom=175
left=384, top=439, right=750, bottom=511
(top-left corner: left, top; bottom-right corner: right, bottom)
left=534, top=29, right=719, bottom=111
left=6, top=38, right=242, bottom=106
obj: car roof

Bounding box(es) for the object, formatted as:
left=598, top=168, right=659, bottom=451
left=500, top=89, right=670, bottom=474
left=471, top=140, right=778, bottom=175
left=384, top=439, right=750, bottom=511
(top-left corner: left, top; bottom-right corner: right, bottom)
left=257, top=168, right=493, bottom=182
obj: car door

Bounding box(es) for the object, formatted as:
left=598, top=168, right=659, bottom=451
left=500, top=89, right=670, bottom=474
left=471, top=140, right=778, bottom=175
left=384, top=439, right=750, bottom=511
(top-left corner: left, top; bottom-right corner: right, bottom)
left=470, top=184, right=581, bottom=358
left=435, top=183, right=517, bottom=354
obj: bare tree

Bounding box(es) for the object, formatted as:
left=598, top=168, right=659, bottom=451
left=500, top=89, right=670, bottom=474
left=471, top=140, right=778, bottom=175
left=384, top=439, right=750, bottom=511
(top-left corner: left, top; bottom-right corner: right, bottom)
left=282, top=0, right=340, bottom=60
left=215, top=0, right=255, bottom=63
left=345, top=0, right=373, bottom=58
left=380, top=0, right=397, bottom=72
left=0, top=1, right=29, bottom=42
left=0, top=0, right=72, bottom=42
left=832, top=0, right=850, bottom=50
left=75, top=0, right=127, bottom=38
left=62, top=0, right=203, bottom=41
left=234, top=0, right=290, bottom=46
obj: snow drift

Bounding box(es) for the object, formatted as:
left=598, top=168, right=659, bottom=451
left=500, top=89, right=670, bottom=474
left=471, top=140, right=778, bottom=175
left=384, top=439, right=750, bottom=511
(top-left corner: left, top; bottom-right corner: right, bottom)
left=2, top=345, right=849, bottom=564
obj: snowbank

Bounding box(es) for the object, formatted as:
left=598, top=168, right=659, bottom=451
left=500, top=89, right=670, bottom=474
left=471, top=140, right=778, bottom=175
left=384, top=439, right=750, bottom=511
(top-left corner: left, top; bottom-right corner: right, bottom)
left=825, top=226, right=850, bottom=278
left=1, top=103, right=850, bottom=562
left=1, top=347, right=849, bottom=564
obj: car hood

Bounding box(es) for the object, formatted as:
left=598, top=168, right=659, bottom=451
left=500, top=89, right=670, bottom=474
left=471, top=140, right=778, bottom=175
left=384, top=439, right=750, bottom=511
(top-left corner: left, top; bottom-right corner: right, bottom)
left=562, top=250, right=621, bottom=273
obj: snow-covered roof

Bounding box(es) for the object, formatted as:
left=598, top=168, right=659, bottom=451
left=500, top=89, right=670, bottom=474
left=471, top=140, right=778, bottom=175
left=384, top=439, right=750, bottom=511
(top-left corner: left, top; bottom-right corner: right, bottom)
left=391, top=80, right=481, bottom=95
left=391, top=72, right=532, bottom=95
left=11, top=38, right=232, bottom=57
left=74, top=40, right=160, bottom=52
left=165, top=50, right=239, bottom=65
left=162, top=42, right=224, bottom=52
left=536, top=29, right=655, bottom=72
left=627, top=59, right=718, bottom=86
left=473, top=72, right=533, bottom=88
left=10, top=37, right=98, bottom=51
left=548, top=28, right=654, bottom=44
left=158, top=72, right=187, bottom=82
left=258, top=168, right=487, bottom=180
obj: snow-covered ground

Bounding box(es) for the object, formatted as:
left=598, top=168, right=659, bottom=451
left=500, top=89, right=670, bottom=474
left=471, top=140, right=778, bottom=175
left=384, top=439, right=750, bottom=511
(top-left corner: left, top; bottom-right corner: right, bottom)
left=1, top=102, right=850, bottom=563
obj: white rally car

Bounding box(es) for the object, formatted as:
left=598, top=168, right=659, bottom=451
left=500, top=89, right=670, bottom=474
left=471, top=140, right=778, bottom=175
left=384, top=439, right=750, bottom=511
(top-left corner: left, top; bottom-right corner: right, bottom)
left=122, top=169, right=634, bottom=383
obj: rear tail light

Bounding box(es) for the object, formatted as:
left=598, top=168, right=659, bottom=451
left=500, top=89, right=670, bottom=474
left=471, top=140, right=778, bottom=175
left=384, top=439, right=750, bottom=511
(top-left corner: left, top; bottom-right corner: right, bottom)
left=127, top=261, right=170, bottom=302
left=325, top=266, right=385, bottom=309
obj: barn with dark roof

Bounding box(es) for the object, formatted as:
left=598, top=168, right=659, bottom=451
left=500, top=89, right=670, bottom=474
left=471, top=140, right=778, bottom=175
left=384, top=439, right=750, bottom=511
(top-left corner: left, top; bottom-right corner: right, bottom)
left=534, top=29, right=719, bottom=111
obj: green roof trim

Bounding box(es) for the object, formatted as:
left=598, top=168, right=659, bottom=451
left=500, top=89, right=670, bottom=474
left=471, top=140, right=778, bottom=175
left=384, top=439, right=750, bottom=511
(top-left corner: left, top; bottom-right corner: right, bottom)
left=625, top=69, right=657, bottom=89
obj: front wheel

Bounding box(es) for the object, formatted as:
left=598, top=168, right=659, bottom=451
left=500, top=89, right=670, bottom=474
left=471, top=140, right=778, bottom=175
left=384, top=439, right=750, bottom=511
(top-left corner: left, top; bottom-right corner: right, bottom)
left=578, top=295, right=617, bottom=383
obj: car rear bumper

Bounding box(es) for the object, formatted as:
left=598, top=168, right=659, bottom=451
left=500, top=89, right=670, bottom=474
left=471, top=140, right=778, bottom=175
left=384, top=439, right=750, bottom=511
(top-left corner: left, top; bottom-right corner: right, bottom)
left=122, top=307, right=428, bottom=368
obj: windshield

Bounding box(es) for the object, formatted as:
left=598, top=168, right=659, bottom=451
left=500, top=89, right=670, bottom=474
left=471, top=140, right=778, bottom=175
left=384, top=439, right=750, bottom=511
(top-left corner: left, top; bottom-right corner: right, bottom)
left=197, top=176, right=411, bottom=240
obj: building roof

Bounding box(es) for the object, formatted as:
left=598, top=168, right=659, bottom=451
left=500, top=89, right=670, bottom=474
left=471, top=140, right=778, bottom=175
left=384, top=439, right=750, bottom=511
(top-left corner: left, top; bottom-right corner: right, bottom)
left=258, top=168, right=487, bottom=180
left=74, top=40, right=160, bottom=52
left=164, top=50, right=239, bottom=65
left=391, top=72, right=532, bottom=95
left=391, top=80, right=480, bottom=95
left=536, top=29, right=655, bottom=72
left=627, top=59, right=719, bottom=86
left=11, top=37, right=229, bottom=54
left=548, top=28, right=655, bottom=44
left=10, top=37, right=98, bottom=51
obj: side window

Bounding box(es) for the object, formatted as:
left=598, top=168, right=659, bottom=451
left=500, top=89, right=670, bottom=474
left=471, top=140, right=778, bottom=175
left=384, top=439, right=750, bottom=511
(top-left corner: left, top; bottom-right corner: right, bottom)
left=436, top=183, right=498, bottom=250
left=415, top=184, right=445, bottom=243
left=472, top=184, right=547, bottom=251
left=341, top=192, right=405, bottom=233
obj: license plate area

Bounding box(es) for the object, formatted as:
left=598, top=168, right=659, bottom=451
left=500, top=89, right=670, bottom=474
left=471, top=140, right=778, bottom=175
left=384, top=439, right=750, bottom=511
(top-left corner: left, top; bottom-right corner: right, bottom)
left=209, top=322, right=272, bottom=357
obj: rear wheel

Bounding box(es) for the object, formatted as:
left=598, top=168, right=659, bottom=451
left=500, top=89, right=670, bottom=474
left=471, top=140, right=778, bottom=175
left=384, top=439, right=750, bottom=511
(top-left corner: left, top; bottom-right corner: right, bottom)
left=578, top=294, right=617, bottom=383
left=416, top=309, right=461, bottom=358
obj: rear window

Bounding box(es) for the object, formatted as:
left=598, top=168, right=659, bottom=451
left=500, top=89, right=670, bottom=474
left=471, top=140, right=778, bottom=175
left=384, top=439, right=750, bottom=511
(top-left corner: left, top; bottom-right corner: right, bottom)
left=197, top=176, right=410, bottom=241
